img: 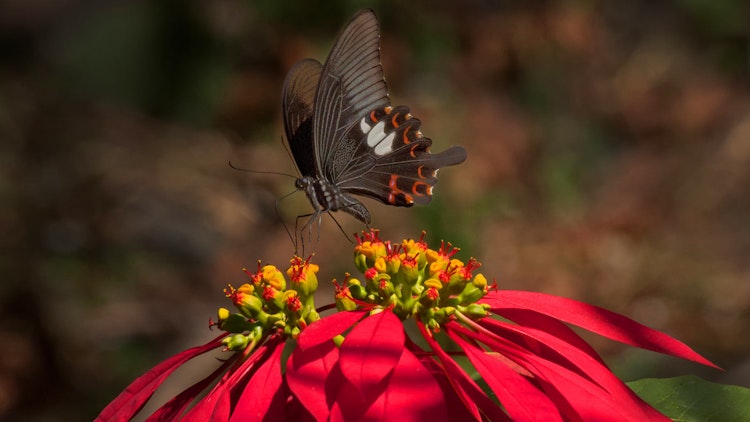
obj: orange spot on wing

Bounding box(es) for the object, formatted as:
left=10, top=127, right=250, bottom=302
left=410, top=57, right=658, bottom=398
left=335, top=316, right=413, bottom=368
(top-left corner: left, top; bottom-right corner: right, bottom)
left=412, top=181, right=432, bottom=197
left=370, top=110, right=378, bottom=122
left=388, top=174, right=399, bottom=191
left=403, top=127, right=411, bottom=144
left=391, top=112, right=401, bottom=128
left=384, top=106, right=393, bottom=114
left=387, top=174, right=414, bottom=205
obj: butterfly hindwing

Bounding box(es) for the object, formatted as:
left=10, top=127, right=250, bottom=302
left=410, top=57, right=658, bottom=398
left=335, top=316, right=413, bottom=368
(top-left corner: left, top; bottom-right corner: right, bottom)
left=337, top=105, right=467, bottom=207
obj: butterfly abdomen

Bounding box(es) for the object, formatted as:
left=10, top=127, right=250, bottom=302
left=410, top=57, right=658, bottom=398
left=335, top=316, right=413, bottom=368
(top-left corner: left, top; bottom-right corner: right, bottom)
left=297, top=176, right=371, bottom=224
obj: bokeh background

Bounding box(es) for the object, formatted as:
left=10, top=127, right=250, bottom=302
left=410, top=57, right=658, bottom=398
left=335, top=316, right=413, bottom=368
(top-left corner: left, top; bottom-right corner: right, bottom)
left=2, top=0, right=749, bottom=419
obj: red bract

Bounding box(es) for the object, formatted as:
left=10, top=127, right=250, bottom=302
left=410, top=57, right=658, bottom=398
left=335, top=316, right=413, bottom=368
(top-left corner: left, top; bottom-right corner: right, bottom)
left=480, top=290, right=717, bottom=368
left=95, top=259, right=322, bottom=421
left=288, top=230, right=718, bottom=421
left=96, top=335, right=227, bottom=422
left=288, top=310, right=455, bottom=422
left=96, top=231, right=718, bottom=421
left=287, top=295, right=715, bottom=421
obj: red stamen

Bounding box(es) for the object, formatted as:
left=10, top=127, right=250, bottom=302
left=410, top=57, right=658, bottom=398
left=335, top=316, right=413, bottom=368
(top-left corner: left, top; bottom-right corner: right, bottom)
left=262, top=285, right=277, bottom=301
left=460, top=258, right=482, bottom=280
left=439, top=240, right=460, bottom=258
left=286, top=295, right=302, bottom=312
left=427, top=287, right=440, bottom=300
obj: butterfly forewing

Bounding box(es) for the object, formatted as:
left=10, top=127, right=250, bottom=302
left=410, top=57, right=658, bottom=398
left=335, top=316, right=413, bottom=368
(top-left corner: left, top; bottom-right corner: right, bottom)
left=313, top=10, right=389, bottom=182
left=282, top=58, right=323, bottom=177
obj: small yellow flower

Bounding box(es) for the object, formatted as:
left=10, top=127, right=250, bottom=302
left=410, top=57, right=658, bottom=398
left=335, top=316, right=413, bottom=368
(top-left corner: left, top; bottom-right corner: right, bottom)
left=354, top=230, right=387, bottom=266
left=423, top=278, right=443, bottom=290
left=473, top=273, right=488, bottom=291
left=373, top=256, right=387, bottom=273
left=262, top=265, right=286, bottom=290
left=217, top=307, right=231, bottom=322
left=287, top=256, right=319, bottom=297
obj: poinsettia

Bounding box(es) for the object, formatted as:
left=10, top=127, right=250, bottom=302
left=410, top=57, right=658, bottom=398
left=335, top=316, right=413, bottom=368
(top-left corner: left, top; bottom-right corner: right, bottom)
left=96, top=258, right=321, bottom=421
left=96, top=230, right=717, bottom=421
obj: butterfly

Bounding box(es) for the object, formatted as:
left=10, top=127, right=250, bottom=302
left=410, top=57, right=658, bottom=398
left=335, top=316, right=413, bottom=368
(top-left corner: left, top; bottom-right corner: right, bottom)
left=282, top=9, right=466, bottom=248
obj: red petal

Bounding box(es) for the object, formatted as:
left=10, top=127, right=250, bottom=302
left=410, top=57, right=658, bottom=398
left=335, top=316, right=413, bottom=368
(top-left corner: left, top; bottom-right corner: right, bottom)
left=230, top=341, right=286, bottom=421
left=450, top=322, right=669, bottom=421
left=416, top=352, right=487, bottom=422
left=481, top=290, right=719, bottom=368
left=286, top=339, right=340, bottom=421
left=478, top=317, right=650, bottom=403
left=182, top=337, right=283, bottom=422
left=95, top=334, right=225, bottom=422
left=298, top=310, right=367, bottom=351
left=328, top=368, right=363, bottom=421
left=333, top=346, right=450, bottom=422
left=489, top=307, right=606, bottom=365
left=447, top=327, right=563, bottom=422
left=181, top=382, right=232, bottom=422
left=338, top=310, right=404, bottom=401
left=417, top=321, right=509, bottom=421
left=146, top=359, right=233, bottom=421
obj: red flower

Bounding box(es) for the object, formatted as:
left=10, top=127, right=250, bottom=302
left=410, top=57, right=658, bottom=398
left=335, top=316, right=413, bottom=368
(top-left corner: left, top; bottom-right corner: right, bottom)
left=96, top=260, right=321, bottom=421
left=96, top=230, right=717, bottom=421
left=289, top=230, right=717, bottom=421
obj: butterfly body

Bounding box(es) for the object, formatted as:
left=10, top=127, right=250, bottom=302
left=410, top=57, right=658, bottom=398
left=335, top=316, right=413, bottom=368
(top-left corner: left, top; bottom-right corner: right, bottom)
left=295, top=175, right=371, bottom=223
left=282, top=10, right=466, bottom=236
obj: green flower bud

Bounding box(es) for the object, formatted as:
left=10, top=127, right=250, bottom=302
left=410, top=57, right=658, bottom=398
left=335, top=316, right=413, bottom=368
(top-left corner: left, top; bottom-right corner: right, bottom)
left=222, top=333, right=249, bottom=351
left=220, top=313, right=254, bottom=333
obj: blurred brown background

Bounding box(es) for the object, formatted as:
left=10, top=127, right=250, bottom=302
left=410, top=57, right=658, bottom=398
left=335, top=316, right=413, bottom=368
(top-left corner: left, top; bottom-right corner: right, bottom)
left=2, top=0, right=749, bottom=420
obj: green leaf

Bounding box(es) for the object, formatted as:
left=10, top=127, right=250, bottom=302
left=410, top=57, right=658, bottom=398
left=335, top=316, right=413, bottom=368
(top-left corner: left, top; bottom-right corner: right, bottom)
left=628, top=375, right=750, bottom=421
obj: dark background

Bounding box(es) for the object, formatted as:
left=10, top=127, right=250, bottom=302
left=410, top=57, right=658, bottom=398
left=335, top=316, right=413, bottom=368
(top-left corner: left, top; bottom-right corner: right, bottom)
left=2, top=0, right=749, bottom=420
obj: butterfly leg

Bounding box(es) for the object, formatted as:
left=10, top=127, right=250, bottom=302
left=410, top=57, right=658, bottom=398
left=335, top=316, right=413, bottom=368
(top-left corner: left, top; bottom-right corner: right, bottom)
left=277, top=197, right=299, bottom=254
left=296, top=211, right=322, bottom=257
left=294, top=212, right=314, bottom=256
left=327, top=211, right=356, bottom=245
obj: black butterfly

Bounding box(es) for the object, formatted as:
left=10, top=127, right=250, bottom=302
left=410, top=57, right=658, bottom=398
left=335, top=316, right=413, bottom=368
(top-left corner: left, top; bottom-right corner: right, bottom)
left=282, top=9, right=466, bottom=247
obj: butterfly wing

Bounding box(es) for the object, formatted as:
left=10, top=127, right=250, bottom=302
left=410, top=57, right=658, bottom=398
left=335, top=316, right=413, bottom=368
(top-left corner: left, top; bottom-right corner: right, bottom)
left=289, top=9, right=466, bottom=219
left=282, top=58, right=323, bottom=177
left=337, top=106, right=467, bottom=206
left=313, top=9, right=390, bottom=182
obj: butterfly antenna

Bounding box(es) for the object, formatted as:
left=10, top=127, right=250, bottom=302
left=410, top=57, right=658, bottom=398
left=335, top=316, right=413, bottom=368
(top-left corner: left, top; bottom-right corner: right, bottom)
left=228, top=160, right=297, bottom=179
left=280, top=136, right=301, bottom=178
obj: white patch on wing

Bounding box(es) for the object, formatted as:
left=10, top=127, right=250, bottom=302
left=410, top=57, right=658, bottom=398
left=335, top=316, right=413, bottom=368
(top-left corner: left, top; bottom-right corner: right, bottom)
left=367, top=121, right=386, bottom=147
left=360, top=118, right=371, bottom=134
left=374, top=132, right=395, bottom=156
left=366, top=121, right=397, bottom=156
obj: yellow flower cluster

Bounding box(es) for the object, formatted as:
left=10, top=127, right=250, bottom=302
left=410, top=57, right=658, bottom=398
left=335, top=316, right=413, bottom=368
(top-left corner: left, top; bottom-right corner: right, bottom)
left=216, top=257, right=321, bottom=349
left=341, top=230, right=491, bottom=329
